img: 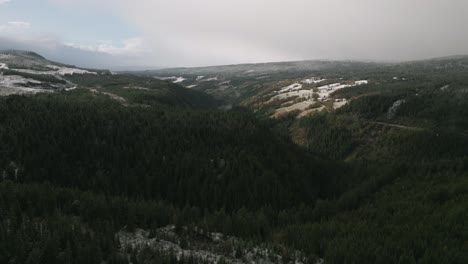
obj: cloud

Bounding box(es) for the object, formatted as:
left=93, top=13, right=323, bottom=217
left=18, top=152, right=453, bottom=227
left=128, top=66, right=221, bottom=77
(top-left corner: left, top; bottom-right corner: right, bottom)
left=4, top=0, right=468, bottom=68
left=0, top=1, right=154, bottom=69
left=0, top=31, right=153, bottom=69
left=7, top=21, right=30, bottom=29
left=109, top=0, right=468, bottom=66
left=0, top=18, right=149, bottom=69
left=0, top=34, right=116, bottom=68
left=65, top=37, right=145, bottom=56
left=0, top=0, right=11, bottom=4
left=0, top=21, right=31, bottom=35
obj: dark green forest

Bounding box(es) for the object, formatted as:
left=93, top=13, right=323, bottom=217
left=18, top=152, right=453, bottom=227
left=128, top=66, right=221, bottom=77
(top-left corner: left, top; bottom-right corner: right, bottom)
left=1, top=57, right=468, bottom=263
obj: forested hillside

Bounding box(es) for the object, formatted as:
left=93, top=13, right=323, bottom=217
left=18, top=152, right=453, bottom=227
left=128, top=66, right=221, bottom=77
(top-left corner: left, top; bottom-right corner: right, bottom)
left=0, top=91, right=347, bottom=210
left=1, top=53, right=467, bottom=263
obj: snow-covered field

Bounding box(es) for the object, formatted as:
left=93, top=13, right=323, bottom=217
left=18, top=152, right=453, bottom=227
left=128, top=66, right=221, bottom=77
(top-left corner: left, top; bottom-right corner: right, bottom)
left=273, top=89, right=314, bottom=100
left=279, top=82, right=302, bottom=93
left=318, top=80, right=367, bottom=91
left=0, top=52, right=99, bottom=95
left=11, top=65, right=97, bottom=76
left=317, top=80, right=368, bottom=101
left=318, top=83, right=347, bottom=91
left=0, top=65, right=83, bottom=95
left=0, top=86, right=53, bottom=96
left=268, top=79, right=368, bottom=118
left=1, top=74, right=41, bottom=86
left=302, top=77, right=326, bottom=84
left=0, top=75, right=54, bottom=96
left=46, top=65, right=97, bottom=75
left=12, top=69, right=53, bottom=75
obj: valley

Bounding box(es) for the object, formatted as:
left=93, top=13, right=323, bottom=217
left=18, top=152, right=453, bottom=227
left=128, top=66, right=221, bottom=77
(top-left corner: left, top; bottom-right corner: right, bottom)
left=1, top=51, right=468, bottom=263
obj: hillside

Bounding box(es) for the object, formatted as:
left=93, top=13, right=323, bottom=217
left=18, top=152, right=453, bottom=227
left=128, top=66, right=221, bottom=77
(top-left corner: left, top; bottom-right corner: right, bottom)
left=137, top=57, right=468, bottom=121
left=0, top=52, right=467, bottom=263
left=134, top=60, right=377, bottom=112
left=0, top=50, right=216, bottom=109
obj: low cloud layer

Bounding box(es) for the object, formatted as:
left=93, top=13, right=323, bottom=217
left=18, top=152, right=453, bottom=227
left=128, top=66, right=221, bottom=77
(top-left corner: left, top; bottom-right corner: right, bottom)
left=0, top=18, right=150, bottom=69
left=112, top=0, right=468, bottom=66
left=2, top=0, right=468, bottom=68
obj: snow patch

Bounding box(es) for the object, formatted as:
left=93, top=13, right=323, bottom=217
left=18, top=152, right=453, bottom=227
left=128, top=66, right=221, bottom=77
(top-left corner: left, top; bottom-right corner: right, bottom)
left=157, top=76, right=175, bottom=80
left=318, top=83, right=343, bottom=90
left=355, top=80, right=368, bottom=85
left=267, top=79, right=368, bottom=118
left=12, top=66, right=96, bottom=76
left=173, top=77, right=186, bottom=83
left=124, top=86, right=150, bottom=91
left=65, top=86, right=78, bottom=91
left=273, top=89, right=314, bottom=100
left=157, top=76, right=187, bottom=83
left=89, top=89, right=128, bottom=105
left=333, top=99, right=348, bottom=109
left=47, top=65, right=97, bottom=75
left=204, top=77, right=218, bottom=81
left=0, top=75, right=53, bottom=96
left=279, top=83, right=303, bottom=93
left=387, top=99, right=406, bottom=119
left=440, top=85, right=450, bottom=91
left=0, top=75, right=41, bottom=86
left=117, top=226, right=313, bottom=264
left=0, top=54, right=14, bottom=60
left=0, top=63, right=8, bottom=69
left=301, top=78, right=326, bottom=84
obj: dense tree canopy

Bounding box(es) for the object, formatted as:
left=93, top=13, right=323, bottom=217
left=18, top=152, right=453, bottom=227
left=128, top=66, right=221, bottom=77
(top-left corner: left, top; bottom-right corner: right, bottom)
left=1, top=56, right=468, bottom=263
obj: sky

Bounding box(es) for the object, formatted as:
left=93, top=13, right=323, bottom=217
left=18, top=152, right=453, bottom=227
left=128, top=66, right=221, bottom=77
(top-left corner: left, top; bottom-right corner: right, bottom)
left=1, top=0, right=468, bottom=69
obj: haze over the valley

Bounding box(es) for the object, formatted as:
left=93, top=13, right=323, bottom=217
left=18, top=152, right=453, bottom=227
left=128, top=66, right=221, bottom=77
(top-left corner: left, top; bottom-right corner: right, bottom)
left=1, top=0, right=468, bottom=68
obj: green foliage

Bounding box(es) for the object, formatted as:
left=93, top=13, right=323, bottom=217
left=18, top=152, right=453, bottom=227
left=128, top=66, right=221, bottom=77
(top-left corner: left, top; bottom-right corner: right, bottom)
left=66, top=74, right=217, bottom=109
left=339, top=94, right=401, bottom=118
left=0, top=93, right=337, bottom=211
left=299, top=113, right=357, bottom=159
left=1, top=55, right=468, bottom=263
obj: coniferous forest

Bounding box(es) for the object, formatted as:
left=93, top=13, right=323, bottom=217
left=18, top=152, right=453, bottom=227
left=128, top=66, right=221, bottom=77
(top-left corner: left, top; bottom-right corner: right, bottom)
left=1, top=52, right=468, bottom=264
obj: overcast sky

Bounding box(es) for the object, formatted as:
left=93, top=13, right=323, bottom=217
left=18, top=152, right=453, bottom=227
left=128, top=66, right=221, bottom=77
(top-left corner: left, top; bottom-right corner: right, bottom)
left=1, top=0, right=468, bottom=69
